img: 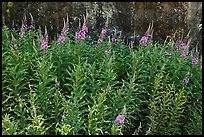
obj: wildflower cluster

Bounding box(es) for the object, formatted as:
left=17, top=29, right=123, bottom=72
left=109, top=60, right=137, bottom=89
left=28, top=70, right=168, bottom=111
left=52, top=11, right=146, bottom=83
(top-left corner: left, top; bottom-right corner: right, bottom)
left=175, top=41, right=190, bottom=59
left=29, top=23, right=35, bottom=29
left=192, top=57, right=198, bottom=64
left=40, top=39, right=48, bottom=50
left=176, top=42, right=187, bottom=50
left=139, top=34, right=152, bottom=46
left=2, top=18, right=202, bottom=135
left=97, top=27, right=107, bottom=44
left=19, top=22, right=35, bottom=38
left=77, top=24, right=88, bottom=41
left=111, top=36, right=118, bottom=42
left=19, top=23, right=27, bottom=38
left=130, top=39, right=134, bottom=46
left=58, top=27, right=69, bottom=45
left=114, top=115, right=125, bottom=125
left=191, top=52, right=199, bottom=65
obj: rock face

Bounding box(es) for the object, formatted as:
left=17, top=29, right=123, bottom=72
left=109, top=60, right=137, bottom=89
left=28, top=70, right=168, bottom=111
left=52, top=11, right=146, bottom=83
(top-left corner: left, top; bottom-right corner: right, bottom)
left=2, top=2, right=202, bottom=51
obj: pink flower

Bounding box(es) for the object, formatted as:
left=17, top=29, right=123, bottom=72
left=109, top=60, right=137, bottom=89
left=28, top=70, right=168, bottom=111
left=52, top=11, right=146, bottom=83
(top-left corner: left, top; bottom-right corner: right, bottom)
left=111, top=37, right=118, bottom=42
left=176, top=42, right=187, bottom=50
left=97, top=27, right=107, bottom=45
left=114, top=114, right=125, bottom=125
left=77, top=25, right=88, bottom=41
left=181, top=52, right=188, bottom=57
left=82, top=25, right=88, bottom=33
left=97, top=38, right=102, bottom=44
left=29, top=24, right=35, bottom=29
left=58, top=35, right=66, bottom=44
left=101, top=28, right=107, bottom=35
left=181, top=76, right=189, bottom=84
left=19, top=23, right=27, bottom=37
left=40, top=40, right=48, bottom=50
left=62, top=27, right=69, bottom=36
left=130, top=40, right=134, bottom=46
left=139, top=36, right=148, bottom=45
left=192, top=58, right=198, bottom=64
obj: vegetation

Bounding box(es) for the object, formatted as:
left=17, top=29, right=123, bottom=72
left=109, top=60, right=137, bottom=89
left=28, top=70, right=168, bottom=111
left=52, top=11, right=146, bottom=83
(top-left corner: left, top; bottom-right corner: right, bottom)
left=2, top=17, right=202, bottom=135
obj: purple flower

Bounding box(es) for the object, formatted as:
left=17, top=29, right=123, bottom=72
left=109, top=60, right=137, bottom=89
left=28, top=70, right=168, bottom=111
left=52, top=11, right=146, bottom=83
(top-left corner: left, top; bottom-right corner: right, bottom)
left=80, top=31, right=86, bottom=39
left=58, top=35, right=66, bottom=44
left=21, top=23, right=27, bottom=30
left=19, top=23, right=27, bottom=38
left=176, top=42, right=187, bottom=50
left=114, top=114, right=125, bottom=125
left=130, top=40, right=134, bottom=46
left=97, top=38, right=102, bottom=44
left=192, top=58, right=198, bottom=64
left=181, top=52, right=188, bottom=57
left=61, top=27, right=69, bottom=36
left=29, top=24, right=35, bottom=29
left=64, top=27, right=69, bottom=35
left=111, top=37, right=118, bottom=42
left=101, top=28, right=107, bottom=35
left=105, top=49, right=111, bottom=55
left=77, top=25, right=88, bottom=41
left=96, top=27, right=107, bottom=44
left=139, top=36, right=148, bottom=45
left=181, top=76, right=189, bottom=84
left=166, top=51, right=172, bottom=56
left=58, top=26, right=69, bottom=44
left=77, top=31, right=85, bottom=40
left=40, top=40, right=48, bottom=51
left=82, top=25, right=88, bottom=33
left=77, top=31, right=81, bottom=39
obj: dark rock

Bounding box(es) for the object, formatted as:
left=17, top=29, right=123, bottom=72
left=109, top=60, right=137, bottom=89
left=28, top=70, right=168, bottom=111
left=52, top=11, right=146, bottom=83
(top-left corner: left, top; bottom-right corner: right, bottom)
left=2, top=2, right=202, bottom=52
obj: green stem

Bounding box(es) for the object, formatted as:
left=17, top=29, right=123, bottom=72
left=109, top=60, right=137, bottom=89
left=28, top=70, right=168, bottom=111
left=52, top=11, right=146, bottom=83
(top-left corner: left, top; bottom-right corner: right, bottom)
left=42, top=79, right=45, bottom=115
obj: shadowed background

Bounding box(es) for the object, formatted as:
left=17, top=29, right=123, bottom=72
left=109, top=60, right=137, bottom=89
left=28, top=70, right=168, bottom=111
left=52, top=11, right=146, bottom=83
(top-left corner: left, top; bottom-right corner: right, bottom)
left=2, top=2, right=202, bottom=52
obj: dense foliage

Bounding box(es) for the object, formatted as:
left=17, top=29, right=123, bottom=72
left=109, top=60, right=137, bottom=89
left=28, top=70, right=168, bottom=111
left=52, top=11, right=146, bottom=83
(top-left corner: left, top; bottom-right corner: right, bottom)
left=2, top=21, right=202, bottom=135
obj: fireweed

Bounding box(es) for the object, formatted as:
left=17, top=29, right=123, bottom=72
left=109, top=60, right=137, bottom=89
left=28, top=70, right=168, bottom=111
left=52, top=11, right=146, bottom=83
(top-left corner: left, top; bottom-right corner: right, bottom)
left=181, top=52, right=188, bottom=57
left=29, top=23, right=35, bottom=29
left=57, top=35, right=66, bottom=45
left=139, top=34, right=152, bottom=46
left=192, top=58, right=198, bottom=64
left=19, top=23, right=27, bottom=38
left=97, top=27, right=107, bottom=44
left=40, top=39, right=48, bottom=50
left=176, top=42, right=187, bottom=50
left=181, top=76, right=189, bottom=84
left=76, top=24, right=88, bottom=41
left=57, top=26, right=69, bottom=45
left=111, top=37, right=117, bottom=42
left=2, top=22, right=202, bottom=135
left=130, top=40, right=134, bottom=46
left=114, top=114, right=125, bottom=125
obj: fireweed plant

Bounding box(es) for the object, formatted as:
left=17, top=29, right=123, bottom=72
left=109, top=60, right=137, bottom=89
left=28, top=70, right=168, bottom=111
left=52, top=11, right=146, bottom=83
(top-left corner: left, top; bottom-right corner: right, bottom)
left=2, top=16, right=202, bottom=135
